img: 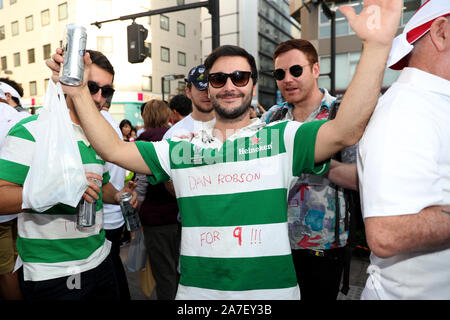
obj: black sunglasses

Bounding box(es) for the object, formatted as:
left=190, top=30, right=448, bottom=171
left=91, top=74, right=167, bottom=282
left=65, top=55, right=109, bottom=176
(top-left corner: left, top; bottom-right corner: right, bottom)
left=272, top=64, right=310, bottom=81
left=208, top=71, right=252, bottom=88
left=87, top=81, right=115, bottom=98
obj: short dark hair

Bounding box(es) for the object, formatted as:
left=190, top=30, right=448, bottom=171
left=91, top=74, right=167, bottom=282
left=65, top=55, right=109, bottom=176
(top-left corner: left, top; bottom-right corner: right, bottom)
left=204, top=45, right=258, bottom=85
left=273, top=39, right=318, bottom=66
left=0, top=77, right=23, bottom=106
left=86, top=50, right=115, bottom=80
left=119, top=119, right=132, bottom=130
left=168, top=94, right=192, bottom=116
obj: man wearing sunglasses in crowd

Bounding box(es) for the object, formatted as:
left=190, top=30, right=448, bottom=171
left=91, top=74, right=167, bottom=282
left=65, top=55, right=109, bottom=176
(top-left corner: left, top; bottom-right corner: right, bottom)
left=87, top=50, right=133, bottom=301
left=0, top=49, right=137, bottom=300
left=46, top=0, right=402, bottom=299
left=260, top=39, right=359, bottom=300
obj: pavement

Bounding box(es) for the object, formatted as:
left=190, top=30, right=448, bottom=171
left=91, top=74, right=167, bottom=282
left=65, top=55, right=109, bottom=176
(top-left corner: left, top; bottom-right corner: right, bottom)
left=119, top=243, right=370, bottom=301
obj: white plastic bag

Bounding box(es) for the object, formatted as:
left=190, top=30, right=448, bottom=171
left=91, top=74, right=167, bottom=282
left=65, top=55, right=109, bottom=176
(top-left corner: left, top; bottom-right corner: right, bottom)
left=126, top=230, right=147, bottom=272
left=22, top=80, right=88, bottom=212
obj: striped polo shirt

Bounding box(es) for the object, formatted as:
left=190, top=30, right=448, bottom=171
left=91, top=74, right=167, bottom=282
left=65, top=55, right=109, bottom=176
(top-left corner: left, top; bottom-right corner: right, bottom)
left=0, top=115, right=111, bottom=281
left=135, top=118, right=329, bottom=299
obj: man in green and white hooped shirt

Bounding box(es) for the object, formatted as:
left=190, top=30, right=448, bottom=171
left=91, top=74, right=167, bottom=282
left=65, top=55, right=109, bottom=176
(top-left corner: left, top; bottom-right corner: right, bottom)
left=0, top=57, right=138, bottom=300
left=46, top=0, right=402, bottom=299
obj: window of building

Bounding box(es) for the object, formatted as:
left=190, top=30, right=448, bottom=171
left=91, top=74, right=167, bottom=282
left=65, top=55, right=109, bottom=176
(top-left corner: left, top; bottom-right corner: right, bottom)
left=27, top=48, right=35, bottom=64
left=177, top=51, right=186, bottom=66
left=0, top=0, right=3, bottom=9
left=402, top=0, right=421, bottom=26
left=142, top=75, right=152, bottom=91
left=177, top=0, right=185, bottom=5
left=163, top=79, right=170, bottom=94
left=160, top=15, right=169, bottom=31
left=319, top=0, right=422, bottom=39
left=11, top=20, right=19, bottom=36
left=0, top=26, right=5, bottom=40
left=319, top=51, right=400, bottom=91
left=10, top=0, right=17, bottom=4
left=177, top=81, right=185, bottom=94
left=97, top=36, right=113, bottom=53
left=161, top=46, right=170, bottom=62
left=29, top=81, right=37, bottom=96
left=13, top=52, right=20, bottom=67
left=41, top=9, right=50, bottom=26
left=44, top=78, right=50, bottom=91
left=1, top=56, right=7, bottom=71
left=58, top=2, right=68, bottom=20
left=177, top=21, right=185, bottom=37
left=43, top=44, right=51, bottom=60
left=25, top=15, right=34, bottom=32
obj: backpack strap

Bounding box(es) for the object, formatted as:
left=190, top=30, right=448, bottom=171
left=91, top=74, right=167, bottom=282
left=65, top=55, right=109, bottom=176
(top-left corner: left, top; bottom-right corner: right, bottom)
left=328, top=98, right=354, bottom=296
left=269, top=106, right=289, bottom=122
left=327, top=98, right=343, bottom=247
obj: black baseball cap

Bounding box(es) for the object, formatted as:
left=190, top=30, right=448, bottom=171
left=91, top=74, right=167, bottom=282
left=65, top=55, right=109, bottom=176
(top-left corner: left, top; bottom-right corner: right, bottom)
left=185, top=65, right=208, bottom=91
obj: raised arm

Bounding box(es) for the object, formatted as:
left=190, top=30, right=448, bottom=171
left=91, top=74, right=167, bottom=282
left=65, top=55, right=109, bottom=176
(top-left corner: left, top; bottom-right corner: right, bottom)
left=314, top=0, right=403, bottom=163
left=45, top=50, right=152, bottom=175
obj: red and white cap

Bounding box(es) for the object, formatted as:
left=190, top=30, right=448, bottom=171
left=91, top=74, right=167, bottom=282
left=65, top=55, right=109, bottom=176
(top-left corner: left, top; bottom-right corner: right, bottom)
left=388, top=0, right=450, bottom=70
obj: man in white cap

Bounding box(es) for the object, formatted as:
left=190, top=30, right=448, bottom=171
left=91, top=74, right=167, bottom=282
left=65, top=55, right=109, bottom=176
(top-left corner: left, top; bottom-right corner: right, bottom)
left=358, top=0, right=450, bottom=299
left=0, top=82, right=29, bottom=300
left=0, top=78, right=27, bottom=113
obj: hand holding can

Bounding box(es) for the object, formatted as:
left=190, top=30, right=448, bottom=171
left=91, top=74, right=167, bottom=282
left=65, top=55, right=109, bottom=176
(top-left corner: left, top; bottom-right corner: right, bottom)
left=119, top=192, right=141, bottom=232
left=60, top=24, right=87, bottom=86
left=77, top=177, right=101, bottom=228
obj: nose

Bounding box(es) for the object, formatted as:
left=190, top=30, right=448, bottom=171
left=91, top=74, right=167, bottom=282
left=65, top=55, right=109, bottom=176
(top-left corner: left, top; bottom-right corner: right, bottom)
left=91, top=89, right=103, bottom=103
left=282, top=70, right=295, bottom=83
left=222, top=76, right=236, bottom=91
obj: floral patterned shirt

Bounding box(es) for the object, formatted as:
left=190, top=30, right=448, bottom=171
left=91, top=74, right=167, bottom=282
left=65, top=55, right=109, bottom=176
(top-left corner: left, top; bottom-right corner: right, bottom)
left=261, top=89, right=357, bottom=250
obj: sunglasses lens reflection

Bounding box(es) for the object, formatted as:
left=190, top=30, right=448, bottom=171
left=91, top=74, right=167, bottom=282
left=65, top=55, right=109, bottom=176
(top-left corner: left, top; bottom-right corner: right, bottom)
left=87, top=81, right=115, bottom=98
left=273, top=65, right=304, bottom=80
left=208, top=72, right=251, bottom=88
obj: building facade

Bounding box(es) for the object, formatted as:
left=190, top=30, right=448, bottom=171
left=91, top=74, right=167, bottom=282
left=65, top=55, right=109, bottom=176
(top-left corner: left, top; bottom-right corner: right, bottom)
left=0, top=0, right=202, bottom=126
left=200, top=0, right=301, bottom=109
left=290, top=0, right=424, bottom=96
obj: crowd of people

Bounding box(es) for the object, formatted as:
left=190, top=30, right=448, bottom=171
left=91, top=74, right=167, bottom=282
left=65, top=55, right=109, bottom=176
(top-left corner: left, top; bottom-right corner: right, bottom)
left=0, top=0, right=449, bottom=301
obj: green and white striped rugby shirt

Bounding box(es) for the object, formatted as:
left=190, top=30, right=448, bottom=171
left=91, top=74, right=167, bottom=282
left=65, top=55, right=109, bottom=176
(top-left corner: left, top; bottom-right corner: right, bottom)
left=0, top=115, right=111, bottom=281
left=135, top=118, right=329, bottom=300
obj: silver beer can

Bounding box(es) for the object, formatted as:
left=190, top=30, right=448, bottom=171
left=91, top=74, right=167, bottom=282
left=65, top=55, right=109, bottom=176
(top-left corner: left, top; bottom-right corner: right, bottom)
left=119, top=192, right=141, bottom=232
left=77, top=177, right=101, bottom=228
left=77, top=198, right=96, bottom=228
left=60, top=24, right=87, bottom=86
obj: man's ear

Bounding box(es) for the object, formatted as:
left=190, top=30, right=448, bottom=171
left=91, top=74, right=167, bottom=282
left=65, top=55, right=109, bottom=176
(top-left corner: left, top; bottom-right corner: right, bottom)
left=185, top=86, right=192, bottom=100
left=312, top=62, right=321, bottom=79
left=429, top=17, right=449, bottom=52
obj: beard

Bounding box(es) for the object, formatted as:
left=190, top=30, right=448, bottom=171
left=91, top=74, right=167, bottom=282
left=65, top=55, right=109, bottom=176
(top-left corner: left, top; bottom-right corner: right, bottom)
left=211, top=92, right=252, bottom=121
left=193, top=101, right=213, bottom=114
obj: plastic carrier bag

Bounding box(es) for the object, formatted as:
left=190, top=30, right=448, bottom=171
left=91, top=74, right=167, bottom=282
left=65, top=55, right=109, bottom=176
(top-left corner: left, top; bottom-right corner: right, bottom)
left=126, top=230, right=147, bottom=272
left=22, top=80, right=88, bottom=212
